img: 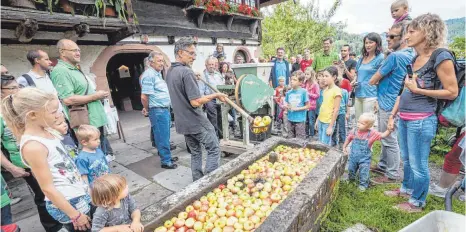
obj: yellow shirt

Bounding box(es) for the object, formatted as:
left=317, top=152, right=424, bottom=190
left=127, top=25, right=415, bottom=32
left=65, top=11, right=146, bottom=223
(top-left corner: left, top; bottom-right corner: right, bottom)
left=318, top=85, right=342, bottom=123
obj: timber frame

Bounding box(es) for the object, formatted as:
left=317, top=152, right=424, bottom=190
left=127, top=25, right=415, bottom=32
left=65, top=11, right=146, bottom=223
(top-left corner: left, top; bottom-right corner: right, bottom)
left=1, top=5, right=137, bottom=45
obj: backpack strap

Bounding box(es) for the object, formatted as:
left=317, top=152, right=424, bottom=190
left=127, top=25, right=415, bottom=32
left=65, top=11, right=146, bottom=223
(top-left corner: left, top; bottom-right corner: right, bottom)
left=21, top=74, right=36, bottom=87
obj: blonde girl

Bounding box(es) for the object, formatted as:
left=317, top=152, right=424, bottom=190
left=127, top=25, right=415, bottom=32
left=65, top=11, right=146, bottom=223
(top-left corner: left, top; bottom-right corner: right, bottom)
left=1, top=88, right=91, bottom=231
left=91, top=174, right=143, bottom=232
left=303, top=67, right=320, bottom=137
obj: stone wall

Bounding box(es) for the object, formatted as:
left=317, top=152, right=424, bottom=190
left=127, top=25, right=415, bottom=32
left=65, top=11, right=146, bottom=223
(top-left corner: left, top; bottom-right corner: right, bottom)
left=141, top=137, right=347, bottom=232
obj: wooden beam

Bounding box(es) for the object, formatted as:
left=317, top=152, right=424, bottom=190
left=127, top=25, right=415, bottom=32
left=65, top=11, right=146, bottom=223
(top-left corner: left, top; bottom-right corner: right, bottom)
left=1, top=6, right=130, bottom=31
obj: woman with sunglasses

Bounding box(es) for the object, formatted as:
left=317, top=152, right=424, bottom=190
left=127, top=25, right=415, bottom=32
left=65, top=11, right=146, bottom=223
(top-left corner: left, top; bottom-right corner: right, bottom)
left=1, top=75, right=64, bottom=231
left=353, top=33, right=385, bottom=121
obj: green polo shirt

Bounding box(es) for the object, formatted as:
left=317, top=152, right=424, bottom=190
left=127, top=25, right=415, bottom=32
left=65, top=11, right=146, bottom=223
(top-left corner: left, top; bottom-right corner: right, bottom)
left=51, top=60, right=107, bottom=128
left=312, top=52, right=340, bottom=72
left=1, top=174, right=10, bottom=208
left=0, top=116, right=26, bottom=168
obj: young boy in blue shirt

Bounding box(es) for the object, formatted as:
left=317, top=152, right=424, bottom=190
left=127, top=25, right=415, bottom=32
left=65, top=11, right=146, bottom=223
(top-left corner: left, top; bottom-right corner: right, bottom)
left=284, top=71, right=310, bottom=139
left=75, top=125, right=110, bottom=186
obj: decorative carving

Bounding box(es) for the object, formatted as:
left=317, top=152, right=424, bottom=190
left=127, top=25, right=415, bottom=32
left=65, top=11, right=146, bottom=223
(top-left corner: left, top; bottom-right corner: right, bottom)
left=15, top=18, right=38, bottom=43
left=168, top=36, right=175, bottom=44
left=64, top=23, right=90, bottom=41
left=226, top=15, right=234, bottom=31
left=211, top=37, right=217, bottom=45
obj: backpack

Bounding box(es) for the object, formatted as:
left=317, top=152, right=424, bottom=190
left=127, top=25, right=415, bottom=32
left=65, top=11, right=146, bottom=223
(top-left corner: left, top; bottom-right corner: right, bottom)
left=20, top=74, right=36, bottom=87
left=426, top=48, right=465, bottom=127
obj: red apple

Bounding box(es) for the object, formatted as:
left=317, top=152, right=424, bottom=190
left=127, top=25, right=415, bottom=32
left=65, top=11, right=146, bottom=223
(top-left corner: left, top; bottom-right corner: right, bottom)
left=175, top=227, right=187, bottom=232
left=200, top=205, right=209, bottom=212
left=219, top=184, right=226, bottom=190
left=174, top=219, right=185, bottom=228
left=186, top=230, right=195, bottom=232
left=187, top=210, right=197, bottom=219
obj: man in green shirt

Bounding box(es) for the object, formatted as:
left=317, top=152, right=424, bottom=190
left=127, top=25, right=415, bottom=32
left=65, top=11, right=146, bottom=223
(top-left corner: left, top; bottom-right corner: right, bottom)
left=51, top=39, right=114, bottom=158
left=312, top=37, right=340, bottom=72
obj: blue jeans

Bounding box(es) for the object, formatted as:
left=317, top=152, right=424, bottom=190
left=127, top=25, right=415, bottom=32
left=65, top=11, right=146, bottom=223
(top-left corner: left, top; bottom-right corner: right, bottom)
left=308, top=110, right=317, bottom=136
left=149, top=107, right=173, bottom=166
left=318, top=120, right=334, bottom=145
left=46, top=195, right=91, bottom=224
left=1, top=204, right=12, bottom=225
left=332, top=114, right=346, bottom=146
left=398, top=114, right=437, bottom=207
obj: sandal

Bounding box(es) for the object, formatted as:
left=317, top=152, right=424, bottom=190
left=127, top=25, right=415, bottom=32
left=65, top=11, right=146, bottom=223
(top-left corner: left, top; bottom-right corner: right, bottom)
left=393, top=202, right=423, bottom=213
left=384, top=188, right=410, bottom=198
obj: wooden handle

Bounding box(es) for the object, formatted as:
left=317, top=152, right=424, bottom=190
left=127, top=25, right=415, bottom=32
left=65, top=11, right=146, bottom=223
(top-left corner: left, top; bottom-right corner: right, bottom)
left=198, top=78, right=254, bottom=122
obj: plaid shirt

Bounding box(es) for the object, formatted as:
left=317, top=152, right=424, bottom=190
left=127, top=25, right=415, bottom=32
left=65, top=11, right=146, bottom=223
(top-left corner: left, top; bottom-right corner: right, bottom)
left=312, top=52, right=340, bottom=72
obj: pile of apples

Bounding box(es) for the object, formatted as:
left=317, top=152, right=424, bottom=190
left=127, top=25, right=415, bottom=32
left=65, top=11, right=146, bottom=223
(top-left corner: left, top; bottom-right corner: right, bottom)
left=154, top=145, right=325, bottom=232
left=251, top=116, right=272, bottom=134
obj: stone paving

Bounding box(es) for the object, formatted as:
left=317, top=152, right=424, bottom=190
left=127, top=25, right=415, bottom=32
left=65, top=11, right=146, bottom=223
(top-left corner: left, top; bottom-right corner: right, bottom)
left=11, top=110, right=240, bottom=231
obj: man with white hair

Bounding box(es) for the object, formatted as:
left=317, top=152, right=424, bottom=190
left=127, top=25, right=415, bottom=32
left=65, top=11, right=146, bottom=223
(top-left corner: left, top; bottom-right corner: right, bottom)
left=141, top=51, right=178, bottom=169
left=200, top=56, right=225, bottom=138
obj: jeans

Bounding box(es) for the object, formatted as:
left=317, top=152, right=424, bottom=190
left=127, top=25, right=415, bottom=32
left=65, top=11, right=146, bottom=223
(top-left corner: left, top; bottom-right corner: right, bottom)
left=377, top=108, right=400, bottom=179
left=308, top=110, right=317, bottom=136
left=398, top=114, right=437, bottom=207
left=98, top=127, right=113, bottom=156
left=149, top=107, right=173, bottom=165
left=1, top=204, right=12, bottom=226
left=318, top=120, right=335, bottom=145
left=23, top=171, right=63, bottom=232
left=348, top=133, right=372, bottom=188
left=46, top=195, right=91, bottom=224
left=184, top=126, right=220, bottom=181
left=354, top=97, right=377, bottom=122
left=331, top=114, right=346, bottom=146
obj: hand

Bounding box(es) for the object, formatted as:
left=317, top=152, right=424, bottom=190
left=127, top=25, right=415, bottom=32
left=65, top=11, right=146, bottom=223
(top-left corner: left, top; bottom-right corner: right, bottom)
left=216, top=93, right=228, bottom=102
left=141, top=108, right=148, bottom=117
left=314, top=121, right=318, bottom=131
left=115, top=225, right=132, bottom=232
left=72, top=213, right=91, bottom=231
left=130, top=221, right=144, bottom=232
left=326, top=126, right=333, bottom=136
left=373, top=102, right=379, bottom=114
left=404, top=74, right=419, bottom=93
left=95, top=90, right=110, bottom=100
left=345, top=113, right=350, bottom=121
left=343, top=147, right=349, bottom=155
left=388, top=115, right=395, bottom=131
left=8, top=166, right=30, bottom=178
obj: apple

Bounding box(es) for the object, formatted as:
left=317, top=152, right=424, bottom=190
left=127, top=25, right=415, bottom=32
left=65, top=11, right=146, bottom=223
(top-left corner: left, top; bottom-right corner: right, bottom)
left=226, top=216, right=238, bottom=226
left=260, top=205, right=270, bottom=212
left=234, top=209, right=244, bottom=218
left=186, top=229, right=195, bottom=232
left=164, top=220, right=174, bottom=228
left=175, top=227, right=187, bottom=232
left=186, top=205, right=194, bottom=212
left=255, top=210, right=265, bottom=219
left=185, top=218, right=195, bottom=229
left=234, top=182, right=243, bottom=188
left=256, top=183, right=264, bottom=190
left=226, top=209, right=235, bottom=217
left=233, top=222, right=243, bottom=230
left=252, top=192, right=260, bottom=198
left=216, top=208, right=227, bottom=217
left=270, top=193, right=281, bottom=203
left=174, top=219, right=185, bottom=228
left=200, top=204, right=209, bottom=212
left=243, top=221, right=255, bottom=231
left=208, top=214, right=219, bottom=223
left=251, top=204, right=260, bottom=211
left=193, top=221, right=203, bottom=231
left=223, top=226, right=235, bottom=232
left=259, top=191, right=269, bottom=199
left=282, top=184, right=292, bottom=191
left=238, top=217, right=247, bottom=224
left=244, top=208, right=254, bottom=217
left=237, top=174, right=245, bottom=180
left=214, top=217, right=226, bottom=228
left=178, top=212, right=188, bottom=220
left=171, top=217, right=178, bottom=224
left=208, top=195, right=217, bottom=203
left=196, top=212, right=207, bottom=222
left=193, top=201, right=202, bottom=210
left=155, top=226, right=168, bottom=232
left=212, top=228, right=222, bottom=232
left=235, top=205, right=244, bottom=211
left=204, top=222, right=214, bottom=231
left=187, top=210, right=197, bottom=219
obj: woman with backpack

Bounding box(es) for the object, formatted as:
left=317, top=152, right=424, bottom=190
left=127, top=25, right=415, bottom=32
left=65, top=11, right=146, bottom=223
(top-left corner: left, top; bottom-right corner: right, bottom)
left=385, top=13, right=459, bottom=212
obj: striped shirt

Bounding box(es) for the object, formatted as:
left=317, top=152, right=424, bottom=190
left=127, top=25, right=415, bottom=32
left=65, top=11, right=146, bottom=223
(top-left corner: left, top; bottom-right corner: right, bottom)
left=140, top=67, right=171, bottom=108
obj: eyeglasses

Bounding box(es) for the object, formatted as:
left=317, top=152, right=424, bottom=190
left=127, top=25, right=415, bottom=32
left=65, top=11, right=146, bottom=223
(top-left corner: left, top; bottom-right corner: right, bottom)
left=1, top=75, right=15, bottom=80
left=386, top=34, right=401, bottom=39
left=1, top=86, right=19, bottom=90
left=61, top=48, right=81, bottom=53
left=182, top=50, right=197, bottom=56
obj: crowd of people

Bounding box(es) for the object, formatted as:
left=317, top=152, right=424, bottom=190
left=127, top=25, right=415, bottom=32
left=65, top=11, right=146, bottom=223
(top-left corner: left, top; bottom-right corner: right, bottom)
left=0, top=0, right=464, bottom=230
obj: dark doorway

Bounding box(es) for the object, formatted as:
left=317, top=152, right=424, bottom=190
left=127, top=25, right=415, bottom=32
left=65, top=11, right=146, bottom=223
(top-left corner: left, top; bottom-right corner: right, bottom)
left=106, top=53, right=148, bottom=111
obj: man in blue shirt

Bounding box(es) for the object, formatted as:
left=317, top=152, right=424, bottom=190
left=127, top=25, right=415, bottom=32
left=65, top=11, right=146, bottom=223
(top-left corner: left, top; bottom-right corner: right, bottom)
left=141, top=51, right=177, bottom=169
left=269, top=47, right=290, bottom=88
left=369, top=22, right=415, bottom=182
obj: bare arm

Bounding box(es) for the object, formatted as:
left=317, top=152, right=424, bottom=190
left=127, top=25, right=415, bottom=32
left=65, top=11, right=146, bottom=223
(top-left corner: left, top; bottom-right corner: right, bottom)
left=406, top=60, right=458, bottom=100
left=190, top=93, right=225, bottom=108
left=62, top=91, right=108, bottom=106
left=380, top=129, right=392, bottom=138
left=368, top=71, right=383, bottom=85
left=329, top=96, right=342, bottom=127
left=22, top=142, right=88, bottom=224
left=141, top=94, right=149, bottom=112
left=1, top=152, right=29, bottom=178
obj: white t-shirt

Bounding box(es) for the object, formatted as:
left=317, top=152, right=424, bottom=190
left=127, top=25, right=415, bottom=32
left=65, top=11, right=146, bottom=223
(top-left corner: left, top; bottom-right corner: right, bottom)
left=20, top=134, right=88, bottom=201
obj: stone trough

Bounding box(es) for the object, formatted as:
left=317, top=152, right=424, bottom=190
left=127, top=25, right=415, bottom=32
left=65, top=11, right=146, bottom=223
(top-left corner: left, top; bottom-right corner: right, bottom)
left=141, top=137, right=347, bottom=232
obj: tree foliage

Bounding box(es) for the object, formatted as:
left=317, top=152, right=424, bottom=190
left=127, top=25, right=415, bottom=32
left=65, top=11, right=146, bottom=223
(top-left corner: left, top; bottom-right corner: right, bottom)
left=261, top=0, right=341, bottom=57
left=449, top=36, right=465, bottom=59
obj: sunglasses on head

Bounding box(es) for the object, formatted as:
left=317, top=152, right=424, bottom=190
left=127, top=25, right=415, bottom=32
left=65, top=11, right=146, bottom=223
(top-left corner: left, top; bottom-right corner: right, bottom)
left=386, top=34, right=401, bottom=39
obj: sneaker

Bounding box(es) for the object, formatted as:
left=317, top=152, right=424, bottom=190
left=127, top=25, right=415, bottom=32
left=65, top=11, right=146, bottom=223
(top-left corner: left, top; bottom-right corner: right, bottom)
left=106, top=154, right=116, bottom=162
left=358, top=186, right=367, bottom=192
left=384, top=188, right=410, bottom=198
left=370, top=165, right=386, bottom=174
left=428, top=183, right=448, bottom=198
left=371, top=176, right=399, bottom=185
left=393, top=202, right=423, bottom=213
left=9, top=197, right=21, bottom=205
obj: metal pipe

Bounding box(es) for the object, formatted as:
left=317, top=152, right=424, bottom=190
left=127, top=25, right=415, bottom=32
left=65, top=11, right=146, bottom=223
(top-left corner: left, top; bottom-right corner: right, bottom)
left=445, top=180, right=461, bottom=211
left=198, top=78, right=254, bottom=122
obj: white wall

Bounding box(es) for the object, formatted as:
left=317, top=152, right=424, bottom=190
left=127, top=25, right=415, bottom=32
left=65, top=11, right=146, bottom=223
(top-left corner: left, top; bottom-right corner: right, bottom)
left=1, top=44, right=105, bottom=77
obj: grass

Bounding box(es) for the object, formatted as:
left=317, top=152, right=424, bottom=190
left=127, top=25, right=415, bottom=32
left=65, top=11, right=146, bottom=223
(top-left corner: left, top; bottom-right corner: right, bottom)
left=321, top=128, right=466, bottom=232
